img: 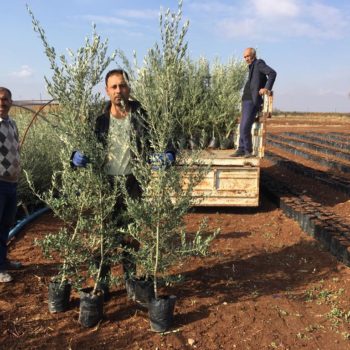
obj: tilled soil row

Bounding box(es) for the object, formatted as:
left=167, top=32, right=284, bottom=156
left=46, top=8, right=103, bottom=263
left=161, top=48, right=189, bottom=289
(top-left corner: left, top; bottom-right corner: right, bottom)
left=261, top=172, right=350, bottom=267
left=266, top=136, right=350, bottom=173
left=267, top=133, right=350, bottom=162
left=310, top=131, right=350, bottom=143
left=264, top=150, right=350, bottom=195
left=281, top=132, right=350, bottom=151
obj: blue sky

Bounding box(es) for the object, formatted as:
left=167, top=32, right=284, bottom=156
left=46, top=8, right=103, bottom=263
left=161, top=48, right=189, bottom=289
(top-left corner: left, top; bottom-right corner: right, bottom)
left=1, top=0, right=350, bottom=112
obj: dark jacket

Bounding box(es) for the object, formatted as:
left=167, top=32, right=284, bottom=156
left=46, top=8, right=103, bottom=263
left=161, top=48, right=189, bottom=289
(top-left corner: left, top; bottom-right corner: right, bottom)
left=247, top=59, right=277, bottom=107
left=94, top=100, right=149, bottom=199
left=95, top=100, right=176, bottom=158
left=95, top=100, right=149, bottom=157
left=94, top=100, right=176, bottom=199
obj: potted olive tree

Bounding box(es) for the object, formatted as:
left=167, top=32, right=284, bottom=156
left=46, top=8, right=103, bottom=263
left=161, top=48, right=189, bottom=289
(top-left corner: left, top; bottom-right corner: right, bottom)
left=123, top=146, right=217, bottom=331
left=26, top=8, right=125, bottom=326
left=121, top=1, right=218, bottom=332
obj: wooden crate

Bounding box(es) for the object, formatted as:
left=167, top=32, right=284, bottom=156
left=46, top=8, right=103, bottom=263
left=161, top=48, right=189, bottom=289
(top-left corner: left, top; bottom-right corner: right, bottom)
left=185, top=150, right=260, bottom=207
left=188, top=94, right=271, bottom=206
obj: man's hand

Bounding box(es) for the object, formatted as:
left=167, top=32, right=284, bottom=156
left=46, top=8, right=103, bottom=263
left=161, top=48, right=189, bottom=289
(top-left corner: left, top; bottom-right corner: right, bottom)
left=259, top=88, right=270, bottom=96
left=149, top=152, right=175, bottom=170
left=71, top=151, right=89, bottom=168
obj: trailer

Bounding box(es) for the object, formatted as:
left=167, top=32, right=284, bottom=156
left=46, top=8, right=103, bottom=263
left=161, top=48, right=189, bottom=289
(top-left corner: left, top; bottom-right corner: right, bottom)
left=189, top=93, right=273, bottom=207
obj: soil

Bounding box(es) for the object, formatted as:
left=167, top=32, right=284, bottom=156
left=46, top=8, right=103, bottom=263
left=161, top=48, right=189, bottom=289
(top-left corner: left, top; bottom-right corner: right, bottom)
left=1, top=115, right=350, bottom=350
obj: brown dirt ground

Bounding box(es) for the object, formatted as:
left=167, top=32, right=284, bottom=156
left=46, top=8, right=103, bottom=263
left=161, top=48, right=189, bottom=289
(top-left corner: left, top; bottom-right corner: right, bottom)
left=1, top=115, right=350, bottom=350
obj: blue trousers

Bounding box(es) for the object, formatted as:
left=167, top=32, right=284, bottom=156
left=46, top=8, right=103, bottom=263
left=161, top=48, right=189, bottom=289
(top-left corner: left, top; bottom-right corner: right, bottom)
left=0, top=181, right=17, bottom=269
left=238, top=100, right=259, bottom=153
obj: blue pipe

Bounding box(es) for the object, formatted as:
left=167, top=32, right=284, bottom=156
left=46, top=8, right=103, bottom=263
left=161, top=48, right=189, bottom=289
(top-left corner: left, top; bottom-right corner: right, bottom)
left=8, top=207, right=50, bottom=241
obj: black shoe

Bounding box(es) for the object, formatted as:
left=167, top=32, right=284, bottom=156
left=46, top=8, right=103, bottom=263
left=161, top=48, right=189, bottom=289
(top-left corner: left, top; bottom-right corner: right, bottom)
left=244, top=152, right=254, bottom=158
left=231, top=150, right=245, bottom=157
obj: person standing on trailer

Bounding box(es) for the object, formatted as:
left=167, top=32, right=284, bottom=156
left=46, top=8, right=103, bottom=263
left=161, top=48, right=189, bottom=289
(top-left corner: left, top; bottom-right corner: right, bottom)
left=232, top=47, right=276, bottom=158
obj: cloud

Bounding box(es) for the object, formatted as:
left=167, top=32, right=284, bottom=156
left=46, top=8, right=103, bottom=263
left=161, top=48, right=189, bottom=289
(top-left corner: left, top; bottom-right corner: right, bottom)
left=80, top=15, right=130, bottom=26
left=210, top=0, right=350, bottom=40
left=79, top=8, right=159, bottom=27
left=252, top=0, right=300, bottom=18
left=11, top=65, right=33, bottom=78
left=307, top=3, right=348, bottom=38
left=188, top=1, right=237, bottom=15
left=118, top=9, right=159, bottom=20
left=309, top=3, right=345, bottom=24
left=218, top=18, right=257, bottom=38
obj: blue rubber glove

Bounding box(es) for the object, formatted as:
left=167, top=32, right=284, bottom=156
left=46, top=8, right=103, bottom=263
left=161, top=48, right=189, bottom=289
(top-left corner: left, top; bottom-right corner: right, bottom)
left=150, top=152, right=175, bottom=170
left=71, top=151, right=89, bottom=168
left=165, top=152, right=175, bottom=164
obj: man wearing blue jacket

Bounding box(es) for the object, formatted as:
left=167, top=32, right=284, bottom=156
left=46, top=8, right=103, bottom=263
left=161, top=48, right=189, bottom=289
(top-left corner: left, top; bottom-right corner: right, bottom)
left=232, top=48, right=276, bottom=157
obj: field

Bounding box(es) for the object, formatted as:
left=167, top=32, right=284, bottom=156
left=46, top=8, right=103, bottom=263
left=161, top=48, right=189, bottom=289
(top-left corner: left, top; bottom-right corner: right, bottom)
left=1, top=114, right=350, bottom=350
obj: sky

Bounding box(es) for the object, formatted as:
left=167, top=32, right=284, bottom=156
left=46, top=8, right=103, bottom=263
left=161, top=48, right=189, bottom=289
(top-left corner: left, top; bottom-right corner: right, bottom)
left=1, top=0, right=350, bottom=113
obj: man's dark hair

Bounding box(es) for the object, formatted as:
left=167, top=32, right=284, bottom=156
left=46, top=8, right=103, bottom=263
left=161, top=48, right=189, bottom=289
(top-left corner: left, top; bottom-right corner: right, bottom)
left=0, top=87, right=12, bottom=99
left=105, top=69, right=130, bottom=86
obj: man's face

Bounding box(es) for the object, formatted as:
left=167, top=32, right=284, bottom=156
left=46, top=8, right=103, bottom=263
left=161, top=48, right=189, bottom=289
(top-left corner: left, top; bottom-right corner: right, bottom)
left=243, top=49, right=255, bottom=65
left=105, top=73, right=130, bottom=107
left=0, top=90, right=12, bottom=118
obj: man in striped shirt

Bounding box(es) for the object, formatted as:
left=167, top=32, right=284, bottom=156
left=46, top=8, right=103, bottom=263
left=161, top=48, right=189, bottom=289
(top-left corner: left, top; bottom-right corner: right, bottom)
left=0, top=87, right=22, bottom=283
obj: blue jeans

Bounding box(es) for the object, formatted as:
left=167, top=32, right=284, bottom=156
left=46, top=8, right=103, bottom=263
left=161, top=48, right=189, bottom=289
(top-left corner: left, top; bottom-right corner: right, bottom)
left=238, top=100, right=259, bottom=153
left=0, top=181, right=17, bottom=269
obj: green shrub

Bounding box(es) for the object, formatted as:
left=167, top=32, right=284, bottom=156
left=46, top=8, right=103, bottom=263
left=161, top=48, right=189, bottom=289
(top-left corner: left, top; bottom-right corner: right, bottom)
left=14, top=108, right=61, bottom=209
left=27, top=6, right=123, bottom=292
left=124, top=1, right=246, bottom=150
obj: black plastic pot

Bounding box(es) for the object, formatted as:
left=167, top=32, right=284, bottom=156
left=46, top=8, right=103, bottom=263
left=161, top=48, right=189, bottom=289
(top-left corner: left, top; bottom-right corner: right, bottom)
left=78, top=287, right=104, bottom=327
left=48, top=279, right=71, bottom=313
left=188, top=136, right=199, bottom=150
left=207, top=136, right=219, bottom=149
left=220, top=134, right=234, bottom=149
left=148, top=295, right=176, bottom=332
left=125, top=276, right=155, bottom=308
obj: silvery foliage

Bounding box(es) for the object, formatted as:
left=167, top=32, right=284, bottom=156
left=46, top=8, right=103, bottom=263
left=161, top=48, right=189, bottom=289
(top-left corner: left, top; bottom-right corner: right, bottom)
left=14, top=107, right=61, bottom=208
left=123, top=3, right=246, bottom=149
left=119, top=0, right=219, bottom=297
left=27, top=7, right=123, bottom=291
left=209, top=58, right=247, bottom=140
left=125, top=0, right=190, bottom=153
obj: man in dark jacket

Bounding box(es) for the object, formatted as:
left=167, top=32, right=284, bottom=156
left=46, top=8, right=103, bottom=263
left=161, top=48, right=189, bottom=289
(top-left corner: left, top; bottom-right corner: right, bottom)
left=93, top=68, right=175, bottom=201
left=95, top=69, right=149, bottom=202
left=232, top=48, right=276, bottom=157
left=72, top=69, right=175, bottom=294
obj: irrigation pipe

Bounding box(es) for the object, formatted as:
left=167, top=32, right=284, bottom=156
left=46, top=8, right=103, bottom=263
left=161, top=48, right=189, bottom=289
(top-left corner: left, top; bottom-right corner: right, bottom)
left=18, top=98, right=56, bottom=148
left=13, top=103, right=59, bottom=125
left=8, top=207, right=50, bottom=242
